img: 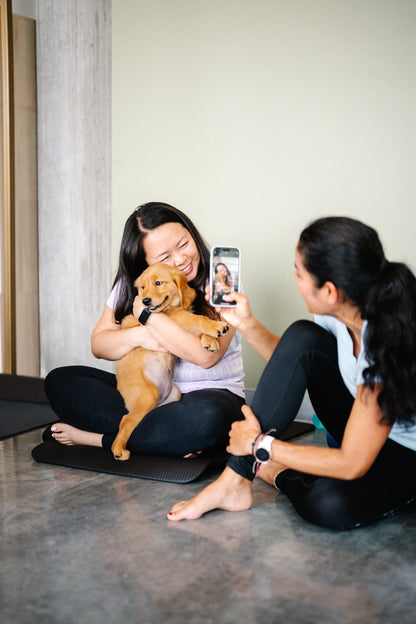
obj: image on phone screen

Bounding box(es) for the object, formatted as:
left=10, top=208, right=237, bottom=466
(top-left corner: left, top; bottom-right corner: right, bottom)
left=210, top=246, right=241, bottom=307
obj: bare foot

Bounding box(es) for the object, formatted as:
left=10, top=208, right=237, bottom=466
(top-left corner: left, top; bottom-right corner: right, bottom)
left=51, top=423, right=103, bottom=448
left=257, top=460, right=288, bottom=488
left=167, top=467, right=253, bottom=521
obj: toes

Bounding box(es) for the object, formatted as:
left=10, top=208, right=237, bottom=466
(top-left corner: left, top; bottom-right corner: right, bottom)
left=167, top=502, right=188, bottom=521
left=167, top=503, right=184, bottom=519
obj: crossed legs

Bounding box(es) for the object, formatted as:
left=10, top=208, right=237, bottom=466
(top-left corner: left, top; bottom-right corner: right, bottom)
left=168, top=322, right=416, bottom=528
left=44, top=366, right=244, bottom=457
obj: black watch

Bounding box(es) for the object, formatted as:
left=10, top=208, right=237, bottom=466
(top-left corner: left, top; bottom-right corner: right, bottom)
left=138, top=308, right=152, bottom=325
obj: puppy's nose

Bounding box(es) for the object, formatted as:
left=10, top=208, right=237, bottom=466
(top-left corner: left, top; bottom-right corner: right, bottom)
left=142, top=297, right=152, bottom=307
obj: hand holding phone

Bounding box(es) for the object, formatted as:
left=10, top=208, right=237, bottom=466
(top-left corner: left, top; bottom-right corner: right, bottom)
left=209, top=246, right=241, bottom=307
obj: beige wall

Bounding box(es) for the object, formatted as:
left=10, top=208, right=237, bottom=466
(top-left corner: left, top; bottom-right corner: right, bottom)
left=112, top=0, right=416, bottom=387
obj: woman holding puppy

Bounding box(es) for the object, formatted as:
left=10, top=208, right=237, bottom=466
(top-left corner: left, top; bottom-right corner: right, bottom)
left=45, top=202, right=245, bottom=457
left=168, top=216, right=416, bottom=529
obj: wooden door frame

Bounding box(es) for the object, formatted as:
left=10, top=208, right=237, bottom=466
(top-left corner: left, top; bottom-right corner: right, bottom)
left=1, top=0, right=16, bottom=374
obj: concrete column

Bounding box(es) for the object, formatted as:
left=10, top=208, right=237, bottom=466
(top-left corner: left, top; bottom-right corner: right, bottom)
left=36, top=0, right=112, bottom=375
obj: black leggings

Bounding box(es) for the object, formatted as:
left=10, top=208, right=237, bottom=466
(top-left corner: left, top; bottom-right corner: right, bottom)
left=44, top=366, right=244, bottom=457
left=228, top=320, right=416, bottom=530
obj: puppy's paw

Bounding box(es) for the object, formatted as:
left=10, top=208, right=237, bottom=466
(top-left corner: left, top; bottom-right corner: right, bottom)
left=112, top=445, right=131, bottom=461
left=200, top=335, right=220, bottom=352
left=216, top=322, right=229, bottom=337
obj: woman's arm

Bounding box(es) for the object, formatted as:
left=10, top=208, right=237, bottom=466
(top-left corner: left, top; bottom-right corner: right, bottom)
left=229, top=383, right=392, bottom=480
left=218, top=292, right=279, bottom=362
left=91, top=306, right=166, bottom=361
left=144, top=311, right=236, bottom=368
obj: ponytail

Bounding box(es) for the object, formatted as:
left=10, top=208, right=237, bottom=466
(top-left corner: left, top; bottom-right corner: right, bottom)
left=363, top=261, right=416, bottom=426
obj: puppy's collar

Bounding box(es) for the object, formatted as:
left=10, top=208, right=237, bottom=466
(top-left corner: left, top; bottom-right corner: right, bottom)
left=138, top=308, right=152, bottom=325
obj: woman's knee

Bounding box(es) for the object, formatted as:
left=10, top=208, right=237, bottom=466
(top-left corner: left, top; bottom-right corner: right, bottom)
left=44, top=365, right=94, bottom=403
left=301, top=484, right=354, bottom=530
left=44, top=366, right=70, bottom=400
left=282, top=320, right=326, bottom=346
left=278, top=471, right=374, bottom=530
left=278, top=320, right=336, bottom=359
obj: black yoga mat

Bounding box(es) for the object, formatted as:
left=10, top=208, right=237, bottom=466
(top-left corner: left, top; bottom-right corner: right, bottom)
left=0, top=374, right=56, bottom=441
left=31, top=421, right=314, bottom=484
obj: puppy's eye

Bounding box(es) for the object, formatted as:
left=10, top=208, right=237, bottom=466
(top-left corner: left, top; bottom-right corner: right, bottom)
left=155, top=280, right=163, bottom=286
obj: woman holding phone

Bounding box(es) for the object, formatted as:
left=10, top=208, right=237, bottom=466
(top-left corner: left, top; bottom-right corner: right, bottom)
left=44, top=202, right=245, bottom=458
left=168, top=216, right=416, bottom=530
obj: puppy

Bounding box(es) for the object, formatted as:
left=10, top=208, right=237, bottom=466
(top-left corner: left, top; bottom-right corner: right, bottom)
left=112, top=263, right=229, bottom=460
left=214, top=271, right=231, bottom=293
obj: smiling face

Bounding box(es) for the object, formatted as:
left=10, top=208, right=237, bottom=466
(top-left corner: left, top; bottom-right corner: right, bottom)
left=216, top=263, right=228, bottom=276
left=294, top=245, right=333, bottom=315
left=142, top=222, right=200, bottom=282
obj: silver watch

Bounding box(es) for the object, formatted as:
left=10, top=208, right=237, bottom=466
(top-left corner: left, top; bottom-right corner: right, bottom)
left=254, top=434, right=275, bottom=463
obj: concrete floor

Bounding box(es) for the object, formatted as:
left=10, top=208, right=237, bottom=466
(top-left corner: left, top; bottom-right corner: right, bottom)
left=1, top=427, right=416, bottom=624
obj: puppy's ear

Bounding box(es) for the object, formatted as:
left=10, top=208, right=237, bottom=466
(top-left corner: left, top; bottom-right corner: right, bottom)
left=173, top=270, right=196, bottom=310
left=134, top=276, right=143, bottom=293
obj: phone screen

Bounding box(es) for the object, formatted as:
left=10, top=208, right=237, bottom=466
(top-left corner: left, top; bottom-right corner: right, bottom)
left=210, top=246, right=241, bottom=307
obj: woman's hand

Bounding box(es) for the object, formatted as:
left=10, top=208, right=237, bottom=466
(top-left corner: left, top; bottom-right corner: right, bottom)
left=227, top=405, right=262, bottom=456
left=133, top=325, right=168, bottom=352
left=219, top=292, right=253, bottom=329
left=130, top=295, right=167, bottom=352
left=205, top=285, right=254, bottom=329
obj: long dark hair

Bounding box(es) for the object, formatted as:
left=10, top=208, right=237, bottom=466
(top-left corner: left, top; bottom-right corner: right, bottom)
left=298, top=216, right=416, bottom=427
left=112, top=202, right=215, bottom=322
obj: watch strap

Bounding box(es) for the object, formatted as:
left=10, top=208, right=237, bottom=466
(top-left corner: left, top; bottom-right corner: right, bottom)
left=138, top=308, right=152, bottom=325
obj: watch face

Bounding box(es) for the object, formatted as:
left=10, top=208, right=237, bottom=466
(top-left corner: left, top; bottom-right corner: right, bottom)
left=256, top=447, right=270, bottom=462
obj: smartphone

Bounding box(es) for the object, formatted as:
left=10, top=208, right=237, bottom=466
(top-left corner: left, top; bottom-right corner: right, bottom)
left=209, top=246, right=241, bottom=307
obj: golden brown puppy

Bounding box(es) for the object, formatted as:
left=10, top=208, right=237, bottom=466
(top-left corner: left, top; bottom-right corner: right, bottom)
left=214, top=270, right=231, bottom=293
left=112, top=263, right=229, bottom=460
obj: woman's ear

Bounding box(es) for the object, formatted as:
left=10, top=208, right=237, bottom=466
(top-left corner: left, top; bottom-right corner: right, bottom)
left=325, top=281, right=339, bottom=305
